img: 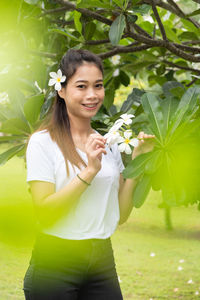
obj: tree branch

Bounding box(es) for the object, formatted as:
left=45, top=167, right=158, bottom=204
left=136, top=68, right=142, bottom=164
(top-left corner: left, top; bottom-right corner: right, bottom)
left=54, top=0, right=112, bottom=26
left=163, top=60, right=200, bottom=74
left=140, top=0, right=200, bottom=28
left=98, top=45, right=152, bottom=59
left=167, top=0, right=200, bottom=28
left=132, top=23, right=152, bottom=39
left=151, top=0, right=167, bottom=40
left=173, top=43, right=200, bottom=54
left=40, top=7, right=68, bottom=16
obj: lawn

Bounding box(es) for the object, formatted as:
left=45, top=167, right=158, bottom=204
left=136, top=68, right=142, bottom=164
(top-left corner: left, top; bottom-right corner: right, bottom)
left=0, top=154, right=200, bottom=300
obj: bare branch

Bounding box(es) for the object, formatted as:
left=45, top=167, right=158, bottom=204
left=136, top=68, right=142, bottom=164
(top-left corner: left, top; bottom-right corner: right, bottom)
left=40, top=7, right=67, bottom=16
left=173, top=43, right=200, bottom=54
left=183, top=40, right=200, bottom=45
left=132, top=23, right=152, bottom=39
left=186, top=78, right=198, bottom=87
left=98, top=45, right=152, bottom=59
left=151, top=0, right=167, bottom=40
left=163, top=60, right=200, bottom=74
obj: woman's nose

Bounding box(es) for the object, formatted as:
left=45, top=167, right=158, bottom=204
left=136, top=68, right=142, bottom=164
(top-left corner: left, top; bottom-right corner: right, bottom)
left=86, top=87, right=97, bottom=99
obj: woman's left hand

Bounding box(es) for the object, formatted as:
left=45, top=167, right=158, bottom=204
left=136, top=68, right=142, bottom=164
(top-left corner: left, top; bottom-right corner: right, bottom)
left=132, top=131, right=155, bottom=159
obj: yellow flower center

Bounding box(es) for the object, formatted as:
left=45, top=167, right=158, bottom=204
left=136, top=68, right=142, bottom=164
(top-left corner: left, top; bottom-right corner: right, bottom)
left=125, top=139, right=130, bottom=144
left=57, top=78, right=61, bottom=82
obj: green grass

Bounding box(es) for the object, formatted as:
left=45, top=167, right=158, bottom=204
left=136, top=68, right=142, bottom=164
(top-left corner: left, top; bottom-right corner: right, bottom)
left=0, top=154, right=200, bottom=299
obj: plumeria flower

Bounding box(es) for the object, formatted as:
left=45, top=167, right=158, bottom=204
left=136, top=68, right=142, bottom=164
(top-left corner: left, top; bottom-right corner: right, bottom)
left=177, top=266, right=183, bottom=271
left=113, top=68, right=120, bottom=77
left=111, top=55, right=120, bottom=65
left=179, top=259, right=185, bottom=263
left=187, top=279, right=194, bottom=284
left=48, top=69, right=66, bottom=91
left=118, top=130, right=139, bottom=155
left=104, top=126, right=121, bottom=147
left=195, top=291, right=199, bottom=296
left=150, top=252, right=156, bottom=257
left=114, top=113, right=135, bottom=127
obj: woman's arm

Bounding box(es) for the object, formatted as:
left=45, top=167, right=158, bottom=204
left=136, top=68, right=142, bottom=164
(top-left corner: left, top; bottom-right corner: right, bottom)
left=118, top=132, right=155, bottom=225
left=30, top=133, right=106, bottom=228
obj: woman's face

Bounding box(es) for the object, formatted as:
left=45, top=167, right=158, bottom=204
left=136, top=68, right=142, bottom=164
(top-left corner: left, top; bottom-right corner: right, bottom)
left=58, top=63, right=104, bottom=120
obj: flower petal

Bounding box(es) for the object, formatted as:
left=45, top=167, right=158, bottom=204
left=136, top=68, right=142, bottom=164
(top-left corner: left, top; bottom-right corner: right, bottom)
left=55, top=82, right=62, bottom=91
left=124, top=130, right=132, bottom=139
left=125, top=144, right=131, bottom=154
left=130, top=138, right=139, bottom=147
left=48, top=78, right=56, bottom=86
left=61, top=75, right=66, bottom=82
left=49, top=72, right=58, bottom=78
left=118, top=142, right=126, bottom=153
left=57, top=69, right=62, bottom=77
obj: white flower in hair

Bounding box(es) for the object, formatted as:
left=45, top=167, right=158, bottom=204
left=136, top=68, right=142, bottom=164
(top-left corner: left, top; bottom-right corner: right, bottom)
left=48, top=69, right=66, bottom=91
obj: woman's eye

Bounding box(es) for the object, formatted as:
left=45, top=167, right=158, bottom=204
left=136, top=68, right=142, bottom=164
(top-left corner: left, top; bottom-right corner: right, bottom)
left=77, top=85, right=86, bottom=89
left=96, top=84, right=104, bottom=88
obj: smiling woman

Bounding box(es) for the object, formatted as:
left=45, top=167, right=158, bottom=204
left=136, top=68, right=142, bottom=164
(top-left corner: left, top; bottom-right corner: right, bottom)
left=23, top=48, right=154, bottom=300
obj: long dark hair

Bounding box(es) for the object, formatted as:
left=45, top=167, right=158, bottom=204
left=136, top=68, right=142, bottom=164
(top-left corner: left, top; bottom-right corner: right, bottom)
left=39, top=49, right=104, bottom=176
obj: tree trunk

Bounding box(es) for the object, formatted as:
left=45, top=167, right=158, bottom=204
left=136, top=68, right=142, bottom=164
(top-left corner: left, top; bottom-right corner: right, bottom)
left=165, top=206, right=173, bottom=230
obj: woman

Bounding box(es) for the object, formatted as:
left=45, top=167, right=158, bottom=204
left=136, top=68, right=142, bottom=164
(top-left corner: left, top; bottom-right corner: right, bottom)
left=23, top=49, right=154, bottom=299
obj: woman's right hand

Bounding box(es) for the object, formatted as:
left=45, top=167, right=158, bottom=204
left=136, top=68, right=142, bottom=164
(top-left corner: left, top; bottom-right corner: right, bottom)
left=85, top=133, right=107, bottom=174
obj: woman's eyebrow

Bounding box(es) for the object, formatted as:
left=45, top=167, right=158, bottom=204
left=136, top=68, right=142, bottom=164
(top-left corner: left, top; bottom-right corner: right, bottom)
left=75, top=79, right=103, bottom=83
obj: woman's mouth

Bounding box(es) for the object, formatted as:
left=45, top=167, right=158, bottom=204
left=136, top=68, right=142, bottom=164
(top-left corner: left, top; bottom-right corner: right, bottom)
left=82, top=103, right=98, bottom=110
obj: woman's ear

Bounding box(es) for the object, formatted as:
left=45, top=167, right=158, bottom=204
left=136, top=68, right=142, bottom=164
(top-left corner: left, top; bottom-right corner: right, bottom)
left=58, top=87, right=65, bottom=100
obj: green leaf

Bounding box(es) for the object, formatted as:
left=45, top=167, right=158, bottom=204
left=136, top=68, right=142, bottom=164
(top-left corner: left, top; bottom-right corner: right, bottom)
left=127, top=15, right=138, bottom=24
left=24, top=94, right=44, bottom=126
left=104, top=83, right=115, bottom=110
left=49, top=28, right=80, bottom=41
left=120, top=88, right=145, bottom=112
left=77, top=0, right=111, bottom=9
left=164, top=24, right=180, bottom=43
left=109, top=14, right=126, bottom=46
left=145, top=150, right=162, bottom=174
left=141, top=93, right=164, bottom=143
left=24, top=0, right=39, bottom=4
left=187, top=9, right=200, bottom=17
left=84, top=22, right=96, bottom=40
left=168, top=86, right=200, bottom=136
left=119, top=70, right=130, bottom=87
left=0, top=144, right=25, bottom=166
left=74, top=11, right=82, bottom=35
left=113, top=0, right=124, bottom=7
left=133, top=174, right=151, bottom=208
left=0, top=135, right=26, bottom=142
left=0, top=118, right=30, bottom=135
left=162, top=81, right=185, bottom=98
left=132, top=4, right=151, bottom=15
left=123, top=152, right=153, bottom=178
left=161, top=97, right=179, bottom=138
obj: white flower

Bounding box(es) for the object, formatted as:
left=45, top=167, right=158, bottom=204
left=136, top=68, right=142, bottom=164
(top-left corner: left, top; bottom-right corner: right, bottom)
left=192, top=74, right=200, bottom=79
left=114, top=113, right=135, bottom=128
left=113, top=68, right=120, bottom=77
left=179, top=259, right=185, bottom=263
left=177, top=266, right=183, bottom=271
left=187, top=279, right=194, bottom=284
left=118, top=131, right=139, bottom=154
left=195, top=291, right=199, bottom=296
left=150, top=252, right=156, bottom=257
left=48, top=69, right=66, bottom=91
left=104, top=127, right=121, bottom=147
left=111, top=55, right=120, bottom=65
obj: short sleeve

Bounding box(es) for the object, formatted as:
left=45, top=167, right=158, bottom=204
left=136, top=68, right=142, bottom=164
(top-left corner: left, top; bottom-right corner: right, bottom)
left=110, top=143, right=125, bottom=173
left=26, top=133, right=55, bottom=184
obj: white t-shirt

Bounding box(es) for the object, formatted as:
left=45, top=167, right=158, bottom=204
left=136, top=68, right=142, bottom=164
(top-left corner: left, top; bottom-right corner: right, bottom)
left=26, top=130, right=125, bottom=240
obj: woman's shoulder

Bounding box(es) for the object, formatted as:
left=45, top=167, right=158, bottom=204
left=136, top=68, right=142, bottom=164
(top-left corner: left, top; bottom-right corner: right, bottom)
left=29, top=129, right=53, bottom=145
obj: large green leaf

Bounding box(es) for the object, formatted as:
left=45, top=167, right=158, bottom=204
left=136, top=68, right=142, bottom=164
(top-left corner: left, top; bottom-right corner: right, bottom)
left=7, top=88, right=26, bottom=121
left=161, top=97, right=179, bottom=138
left=0, top=135, right=26, bottom=142
left=24, top=94, right=44, bottom=126
left=0, top=144, right=25, bottom=166
left=133, top=174, right=151, bottom=208
left=141, top=93, right=164, bottom=143
left=109, top=14, right=125, bottom=46
left=120, top=88, right=145, bottom=113
left=162, top=81, right=185, bottom=98
left=132, top=4, right=151, bottom=15
left=123, top=152, right=153, bottom=178
left=168, top=86, right=200, bottom=137
left=145, top=150, right=162, bottom=174
left=0, top=118, right=30, bottom=135
left=77, top=0, right=111, bottom=9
